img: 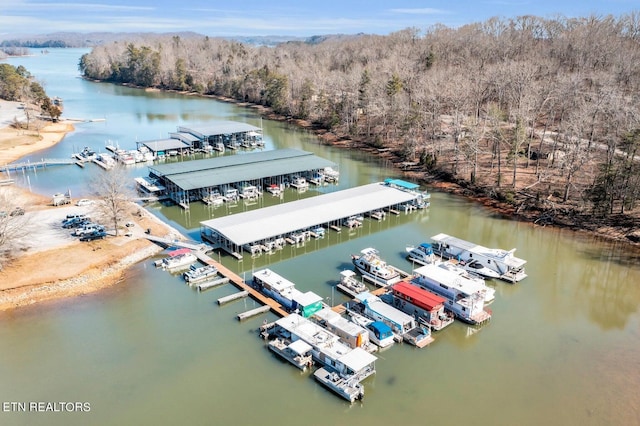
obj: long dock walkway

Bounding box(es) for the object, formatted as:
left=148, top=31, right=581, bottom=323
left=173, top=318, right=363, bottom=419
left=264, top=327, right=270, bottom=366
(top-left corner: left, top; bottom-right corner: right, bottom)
left=196, top=251, right=289, bottom=317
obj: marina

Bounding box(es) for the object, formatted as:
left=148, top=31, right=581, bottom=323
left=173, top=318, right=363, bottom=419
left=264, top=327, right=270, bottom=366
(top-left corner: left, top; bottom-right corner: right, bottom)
left=3, top=48, right=638, bottom=425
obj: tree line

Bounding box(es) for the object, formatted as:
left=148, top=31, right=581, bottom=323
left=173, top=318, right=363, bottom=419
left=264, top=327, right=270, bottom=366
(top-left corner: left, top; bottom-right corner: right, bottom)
left=0, top=63, right=62, bottom=123
left=78, top=13, right=640, bottom=222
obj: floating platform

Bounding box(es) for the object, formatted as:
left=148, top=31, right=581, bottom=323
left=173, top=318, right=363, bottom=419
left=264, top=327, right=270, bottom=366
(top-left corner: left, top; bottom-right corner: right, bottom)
left=196, top=277, right=230, bottom=291
left=217, top=290, right=249, bottom=305
left=237, top=305, right=271, bottom=321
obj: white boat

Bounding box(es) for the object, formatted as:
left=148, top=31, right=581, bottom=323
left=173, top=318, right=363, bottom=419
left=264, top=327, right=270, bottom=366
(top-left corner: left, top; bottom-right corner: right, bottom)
left=265, top=184, right=282, bottom=196
left=267, top=338, right=314, bottom=372
left=461, top=259, right=501, bottom=279
left=183, top=264, right=218, bottom=283
left=290, top=175, right=309, bottom=189
left=343, top=216, right=362, bottom=228
left=252, top=269, right=323, bottom=316
left=412, top=264, right=492, bottom=325
left=314, top=367, right=364, bottom=403
left=351, top=248, right=401, bottom=287
left=202, top=192, right=224, bottom=206
left=336, top=270, right=367, bottom=298
left=323, top=166, right=340, bottom=182
left=436, top=261, right=495, bottom=303
left=429, top=233, right=527, bottom=283
left=405, top=243, right=436, bottom=266
left=154, top=248, right=197, bottom=270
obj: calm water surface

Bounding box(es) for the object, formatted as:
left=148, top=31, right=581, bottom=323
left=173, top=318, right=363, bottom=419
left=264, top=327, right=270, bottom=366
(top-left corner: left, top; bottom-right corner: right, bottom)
left=1, top=49, right=639, bottom=426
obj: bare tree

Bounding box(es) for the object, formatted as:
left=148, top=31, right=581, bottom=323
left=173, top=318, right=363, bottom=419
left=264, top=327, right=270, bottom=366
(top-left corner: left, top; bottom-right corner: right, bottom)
left=90, top=165, right=135, bottom=236
left=0, top=188, right=31, bottom=269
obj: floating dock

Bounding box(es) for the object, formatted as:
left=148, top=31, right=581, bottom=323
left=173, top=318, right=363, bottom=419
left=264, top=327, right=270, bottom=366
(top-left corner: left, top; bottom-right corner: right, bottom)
left=196, top=277, right=229, bottom=291
left=217, top=290, right=249, bottom=305
left=237, top=305, right=271, bottom=321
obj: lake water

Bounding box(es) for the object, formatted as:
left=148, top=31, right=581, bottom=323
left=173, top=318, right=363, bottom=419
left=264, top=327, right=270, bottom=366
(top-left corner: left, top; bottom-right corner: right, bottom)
left=1, top=49, right=639, bottom=426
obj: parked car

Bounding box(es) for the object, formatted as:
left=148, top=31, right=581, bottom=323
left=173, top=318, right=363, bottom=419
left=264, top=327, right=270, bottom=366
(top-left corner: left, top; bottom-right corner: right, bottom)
left=76, top=199, right=94, bottom=206
left=79, top=230, right=107, bottom=242
left=62, top=217, right=90, bottom=229
left=10, top=207, right=25, bottom=216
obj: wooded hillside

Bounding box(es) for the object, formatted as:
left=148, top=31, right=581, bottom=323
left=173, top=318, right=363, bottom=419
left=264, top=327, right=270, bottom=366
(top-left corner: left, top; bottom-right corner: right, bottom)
left=78, top=13, right=640, bottom=233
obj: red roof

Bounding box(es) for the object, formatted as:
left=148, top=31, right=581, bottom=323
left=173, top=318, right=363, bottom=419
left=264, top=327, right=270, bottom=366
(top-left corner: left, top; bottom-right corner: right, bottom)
left=168, top=248, right=192, bottom=257
left=392, top=281, right=445, bottom=311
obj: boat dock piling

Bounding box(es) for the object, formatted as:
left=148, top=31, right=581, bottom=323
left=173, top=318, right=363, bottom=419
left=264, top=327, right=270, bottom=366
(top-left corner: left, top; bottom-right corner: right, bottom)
left=237, top=305, right=271, bottom=321
left=217, top=291, right=248, bottom=305
left=196, top=277, right=229, bottom=291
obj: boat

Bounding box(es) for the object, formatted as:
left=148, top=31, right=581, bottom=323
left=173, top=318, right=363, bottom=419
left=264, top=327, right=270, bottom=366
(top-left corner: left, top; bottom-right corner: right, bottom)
left=461, top=259, right=501, bottom=279
left=351, top=248, right=401, bottom=287
left=336, top=270, right=367, bottom=298
left=355, top=292, right=434, bottom=348
left=183, top=264, right=218, bottom=283
left=267, top=338, right=314, bottom=372
left=154, top=248, right=197, bottom=270
left=202, top=191, right=224, bottom=206
left=429, top=233, right=527, bottom=283
left=314, top=367, right=364, bottom=403
left=310, top=226, right=325, bottom=238
left=412, top=264, right=492, bottom=325
left=343, top=215, right=362, bottom=228
left=346, top=310, right=395, bottom=349
left=323, top=166, right=340, bottom=182
left=252, top=269, right=323, bottom=316
left=436, top=261, right=495, bottom=303
left=406, top=243, right=436, bottom=266
left=290, top=175, right=309, bottom=189
left=265, top=184, right=282, bottom=196
left=390, top=281, right=455, bottom=331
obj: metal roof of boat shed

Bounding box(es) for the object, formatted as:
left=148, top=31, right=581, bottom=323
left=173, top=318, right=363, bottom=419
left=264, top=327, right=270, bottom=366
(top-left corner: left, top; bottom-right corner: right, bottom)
left=149, top=149, right=335, bottom=191
left=201, top=182, right=417, bottom=246
left=139, top=138, right=191, bottom=152
left=177, top=121, right=261, bottom=139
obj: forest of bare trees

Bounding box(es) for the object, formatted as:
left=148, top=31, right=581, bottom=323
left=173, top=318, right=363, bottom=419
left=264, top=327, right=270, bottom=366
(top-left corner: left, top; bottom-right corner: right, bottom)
left=78, top=13, right=640, bottom=230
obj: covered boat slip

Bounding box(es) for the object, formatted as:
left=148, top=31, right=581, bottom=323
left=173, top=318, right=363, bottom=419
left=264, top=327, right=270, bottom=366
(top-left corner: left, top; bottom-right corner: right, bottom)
left=200, top=182, right=422, bottom=258
left=147, top=149, right=336, bottom=206
left=136, top=121, right=263, bottom=153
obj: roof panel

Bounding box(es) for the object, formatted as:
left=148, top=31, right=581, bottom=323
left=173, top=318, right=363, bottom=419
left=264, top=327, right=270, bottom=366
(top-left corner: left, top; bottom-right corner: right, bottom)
left=201, top=183, right=418, bottom=246
left=177, top=121, right=261, bottom=138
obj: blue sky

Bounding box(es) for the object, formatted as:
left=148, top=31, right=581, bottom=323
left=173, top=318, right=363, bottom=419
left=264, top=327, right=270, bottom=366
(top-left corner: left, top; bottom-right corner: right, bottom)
left=1, top=0, right=639, bottom=38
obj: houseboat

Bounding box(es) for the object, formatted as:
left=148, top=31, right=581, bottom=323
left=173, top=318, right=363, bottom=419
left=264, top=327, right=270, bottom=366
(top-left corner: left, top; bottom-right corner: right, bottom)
left=267, top=338, right=314, bottom=372
left=252, top=269, right=323, bottom=317
left=269, top=314, right=377, bottom=400
left=154, top=248, right=197, bottom=270
left=412, top=264, right=492, bottom=325
left=355, top=292, right=434, bottom=348
left=436, top=261, right=494, bottom=303
left=314, top=367, right=364, bottom=403
left=351, top=248, right=401, bottom=287
left=429, top=233, right=527, bottom=282
left=265, top=184, right=282, bottom=196
left=390, top=281, right=454, bottom=331
left=346, top=310, right=395, bottom=349
left=312, top=308, right=374, bottom=352
left=336, top=270, right=367, bottom=298
left=183, top=264, right=218, bottom=284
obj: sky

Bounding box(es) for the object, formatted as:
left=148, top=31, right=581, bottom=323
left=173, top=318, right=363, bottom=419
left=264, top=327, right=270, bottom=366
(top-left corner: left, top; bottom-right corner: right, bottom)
left=1, top=0, right=639, bottom=38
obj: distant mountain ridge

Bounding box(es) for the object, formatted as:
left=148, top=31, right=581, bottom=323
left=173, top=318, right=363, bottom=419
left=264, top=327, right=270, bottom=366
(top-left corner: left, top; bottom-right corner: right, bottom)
left=0, top=31, right=362, bottom=49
